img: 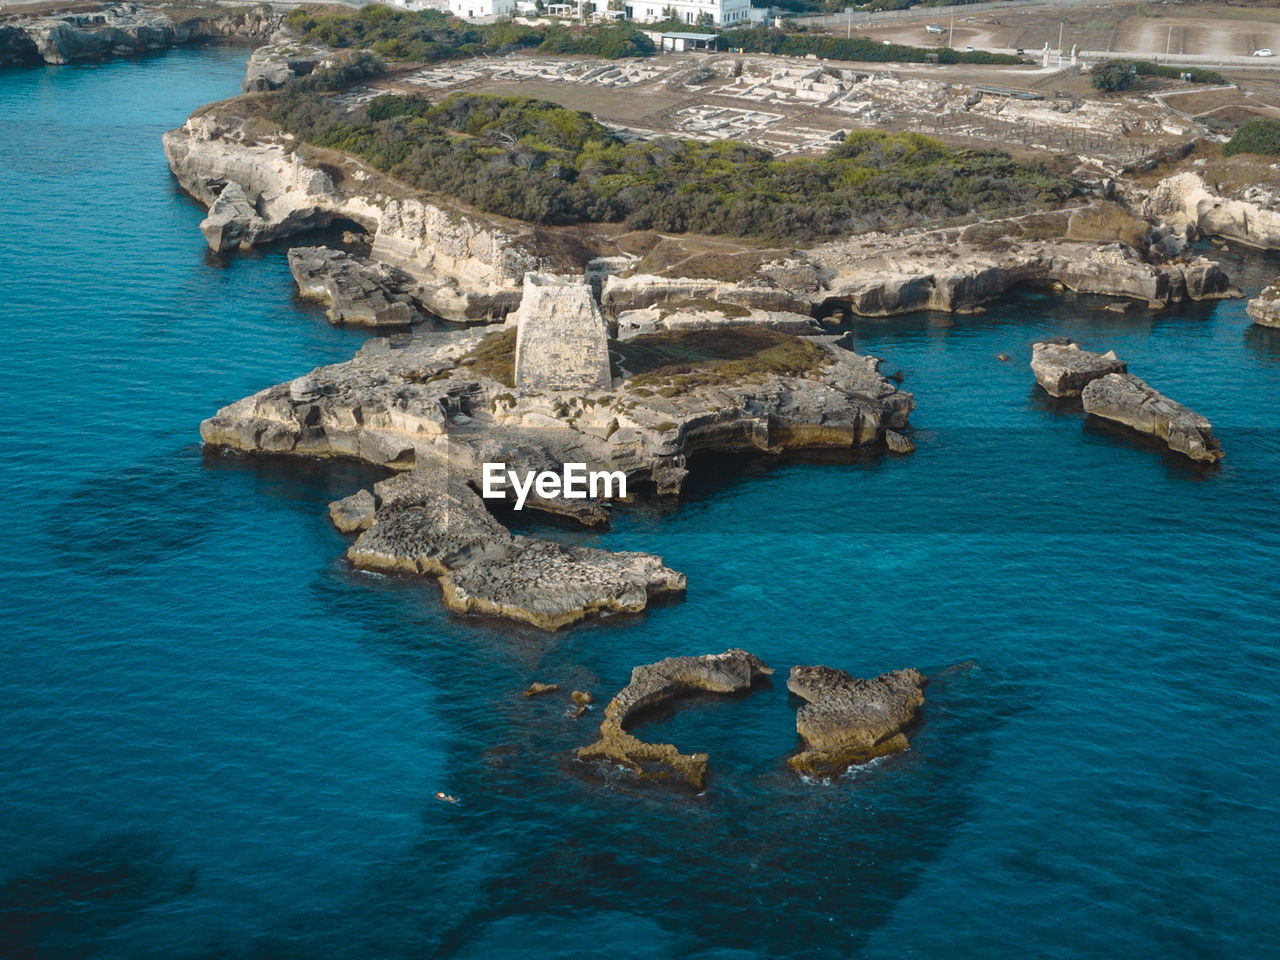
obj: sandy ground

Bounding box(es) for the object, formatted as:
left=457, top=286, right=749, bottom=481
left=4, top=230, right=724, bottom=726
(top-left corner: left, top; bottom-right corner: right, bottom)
left=849, top=2, right=1280, bottom=62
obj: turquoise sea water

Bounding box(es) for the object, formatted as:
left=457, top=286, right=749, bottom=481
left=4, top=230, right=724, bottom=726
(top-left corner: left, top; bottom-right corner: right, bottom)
left=2, top=45, right=1280, bottom=960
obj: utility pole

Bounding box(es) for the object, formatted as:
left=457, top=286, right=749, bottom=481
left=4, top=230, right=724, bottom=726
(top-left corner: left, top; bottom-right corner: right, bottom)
left=1058, top=21, right=1064, bottom=56
left=1166, top=26, right=1172, bottom=59
left=949, top=10, right=954, bottom=48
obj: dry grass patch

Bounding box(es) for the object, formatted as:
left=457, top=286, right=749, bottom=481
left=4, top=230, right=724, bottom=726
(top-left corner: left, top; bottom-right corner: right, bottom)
left=457, top=328, right=517, bottom=386
left=619, top=328, right=829, bottom=396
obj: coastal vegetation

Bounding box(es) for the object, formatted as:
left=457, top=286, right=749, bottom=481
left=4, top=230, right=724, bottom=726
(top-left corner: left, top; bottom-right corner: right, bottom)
left=459, top=328, right=518, bottom=386
left=263, top=80, right=1069, bottom=243
left=716, top=27, right=1021, bottom=65
left=281, top=5, right=1018, bottom=67
left=1092, top=58, right=1225, bottom=91
left=1223, top=118, right=1280, bottom=157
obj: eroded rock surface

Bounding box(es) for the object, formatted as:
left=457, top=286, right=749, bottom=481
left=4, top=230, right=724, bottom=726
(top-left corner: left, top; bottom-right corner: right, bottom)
left=1139, top=173, right=1280, bottom=251
left=1031, top=339, right=1127, bottom=397
left=787, top=665, right=926, bottom=777
left=1247, top=279, right=1280, bottom=328
left=1081, top=373, right=1223, bottom=463
left=289, top=246, right=421, bottom=328
left=164, top=115, right=554, bottom=322
left=242, top=40, right=328, bottom=93
left=578, top=649, right=773, bottom=788
left=0, top=3, right=279, bottom=67
left=344, top=469, right=685, bottom=630
left=615, top=303, right=821, bottom=340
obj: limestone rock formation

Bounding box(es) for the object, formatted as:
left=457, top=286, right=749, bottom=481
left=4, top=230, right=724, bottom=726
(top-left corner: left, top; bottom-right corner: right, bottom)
left=1081, top=373, right=1223, bottom=463
left=513, top=275, right=612, bottom=394
left=288, top=246, right=420, bottom=328
left=614, top=303, right=822, bottom=340
left=328, top=489, right=376, bottom=533
left=242, top=40, right=328, bottom=93
left=806, top=218, right=1234, bottom=316
left=524, top=682, right=558, bottom=697
left=0, top=4, right=280, bottom=68
left=787, top=665, right=926, bottom=777
left=346, top=470, right=685, bottom=630
left=602, top=274, right=813, bottom=318
left=164, top=115, right=548, bottom=321
left=1139, top=173, right=1280, bottom=251
left=1031, top=339, right=1127, bottom=397
left=1247, top=279, right=1280, bottom=328
left=578, top=649, right=774, bottom=789
left=884, top=429, right=915, bottom=454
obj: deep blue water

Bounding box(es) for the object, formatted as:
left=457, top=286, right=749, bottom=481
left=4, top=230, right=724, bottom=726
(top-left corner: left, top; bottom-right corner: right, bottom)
left=3, top=45, right=1280, bottom=960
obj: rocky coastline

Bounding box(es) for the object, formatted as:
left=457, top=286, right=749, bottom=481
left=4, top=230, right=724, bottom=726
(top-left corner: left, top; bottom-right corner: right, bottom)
left=577, top=649, right=774, bottom=789
left=170, top=44, right=1261, bottom=630
left=163, top=71, right=1243, bottom=329
left=0, top=2, right=278, bottom=67
left=1247, top=279, right=1280, bottom=329
left=1031, top=339, right=1223, bottom=463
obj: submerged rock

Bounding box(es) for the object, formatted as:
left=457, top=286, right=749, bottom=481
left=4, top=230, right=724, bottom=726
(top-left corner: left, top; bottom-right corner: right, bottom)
left=787, top=665, right=926, bottom=777
left=578, top=649, right=774, bottom=789
left=884, top=429, right=915, bottom=454
left=1081, top=373, right=1223, bottom=463
left=1247, top=279, right=1280, bottom=329
left=1030, top=339, right=1127, bottom=397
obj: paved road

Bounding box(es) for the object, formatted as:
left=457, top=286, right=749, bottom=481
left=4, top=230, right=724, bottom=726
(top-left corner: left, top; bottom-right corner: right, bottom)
left=794, top=0, right=1130, bottom=29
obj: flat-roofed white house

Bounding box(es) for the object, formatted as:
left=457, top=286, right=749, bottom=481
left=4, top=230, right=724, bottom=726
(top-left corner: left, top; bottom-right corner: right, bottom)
left=447, top=0, right=515, bottom=19
left=625, top=0, right=750, bottom=27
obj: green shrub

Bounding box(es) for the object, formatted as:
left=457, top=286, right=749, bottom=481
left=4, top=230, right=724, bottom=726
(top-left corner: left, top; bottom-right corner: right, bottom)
left=262, top=90, right=1070, bottom=244
left=1091, top=60, right=1135, bottom=92
left=717, top=27, right=1020, bottom=65
left=1132, top=59, right=1224, bottom=85
left=1223, top=118, right=1280, bottom=157
left=537, top=24, right=655, bottom=58
left=286, top=5, right=540, bottom=63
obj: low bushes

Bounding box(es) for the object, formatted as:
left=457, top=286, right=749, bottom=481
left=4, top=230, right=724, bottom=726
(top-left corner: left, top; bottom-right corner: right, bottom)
left=263, top=88, right=1069, bottom=244
left=1223, top=118, right=1280, bottom=157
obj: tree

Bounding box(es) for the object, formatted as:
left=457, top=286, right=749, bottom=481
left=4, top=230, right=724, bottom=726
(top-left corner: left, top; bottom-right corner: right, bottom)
left=1091, top=60, right=1135, bottom=93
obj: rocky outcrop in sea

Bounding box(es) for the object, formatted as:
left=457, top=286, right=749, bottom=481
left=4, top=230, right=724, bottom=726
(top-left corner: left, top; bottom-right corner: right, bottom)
left=1247, top=279, right=1280, bottom=328
left=787, top=665, right=926, bottom=777
left=578, top=649, right=774, bottom=789
left=1082, top=373, right=1223, bottom=464
left=1031, top=339, right=1127, bottom=398
left=340, top=470, right=684, bottom=630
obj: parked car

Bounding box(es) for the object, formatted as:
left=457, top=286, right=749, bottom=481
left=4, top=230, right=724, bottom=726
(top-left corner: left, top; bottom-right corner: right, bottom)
left=1254, top=48, right=1274, bottom=57
left=925, top=23, right=944, bottom=34
left=965, top=45, right=975, bottom=52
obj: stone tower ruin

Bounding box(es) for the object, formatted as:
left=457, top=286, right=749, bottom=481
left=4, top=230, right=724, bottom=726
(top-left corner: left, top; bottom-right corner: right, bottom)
left=513, top=274, right=612, bottom=394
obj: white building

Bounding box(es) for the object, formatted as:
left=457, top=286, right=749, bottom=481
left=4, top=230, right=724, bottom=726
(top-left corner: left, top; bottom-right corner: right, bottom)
left=625, top=0, right=750, bottom=28
left=448, top=0, right=515, bottom=19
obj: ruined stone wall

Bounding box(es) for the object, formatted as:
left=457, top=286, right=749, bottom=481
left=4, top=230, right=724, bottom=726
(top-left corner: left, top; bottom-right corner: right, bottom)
left=514, top=274, right=612, bottom=394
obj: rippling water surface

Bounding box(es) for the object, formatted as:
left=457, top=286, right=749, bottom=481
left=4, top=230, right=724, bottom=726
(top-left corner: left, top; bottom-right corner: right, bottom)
left=2, top=46, right=1279, bottom=960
